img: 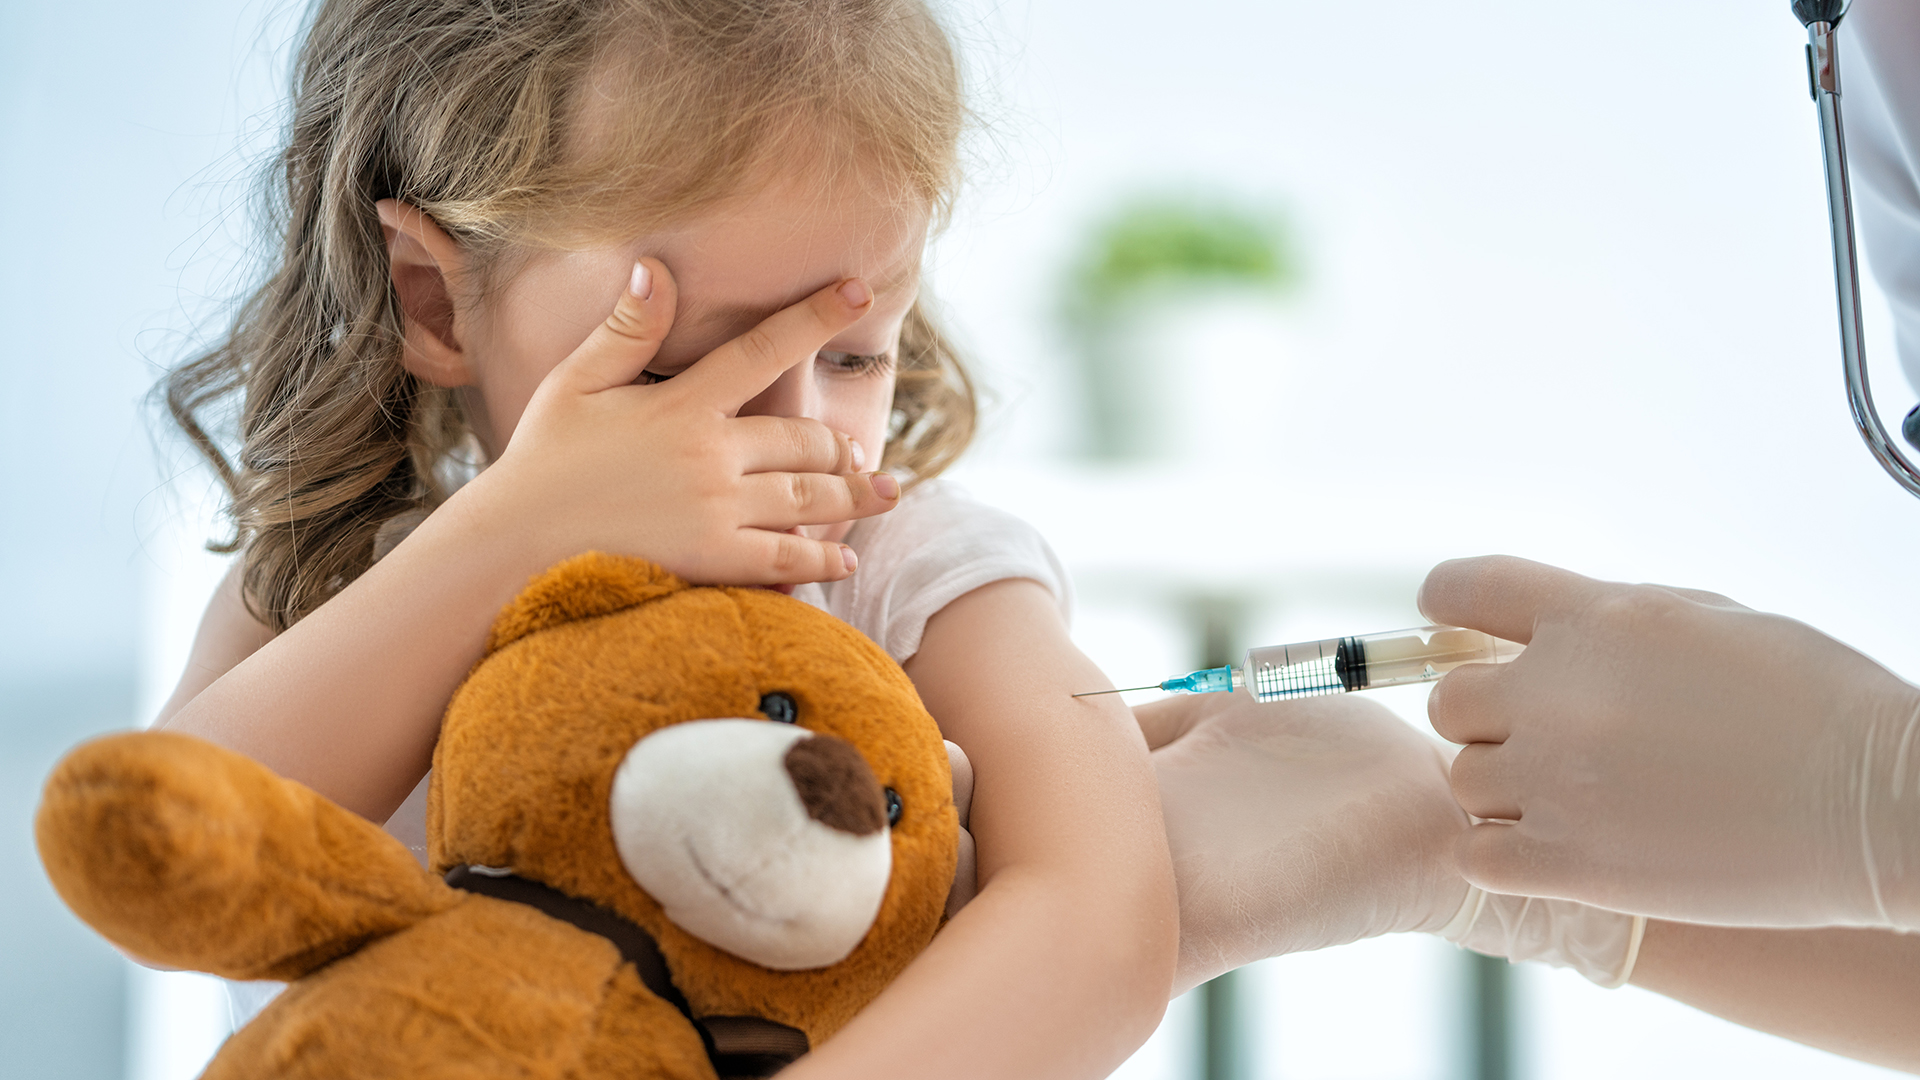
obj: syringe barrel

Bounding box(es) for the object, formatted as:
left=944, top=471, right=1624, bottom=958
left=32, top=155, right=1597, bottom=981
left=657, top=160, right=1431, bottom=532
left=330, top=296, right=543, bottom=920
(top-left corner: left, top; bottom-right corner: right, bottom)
left=1243, top=626, right=1521, bottom=703
left=1242, top=636, right=1351, bottom=701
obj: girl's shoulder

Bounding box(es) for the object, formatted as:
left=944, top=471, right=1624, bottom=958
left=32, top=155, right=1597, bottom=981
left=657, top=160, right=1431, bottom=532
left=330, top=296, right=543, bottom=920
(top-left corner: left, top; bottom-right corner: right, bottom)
left=800, top=480, right=1073, bottom=664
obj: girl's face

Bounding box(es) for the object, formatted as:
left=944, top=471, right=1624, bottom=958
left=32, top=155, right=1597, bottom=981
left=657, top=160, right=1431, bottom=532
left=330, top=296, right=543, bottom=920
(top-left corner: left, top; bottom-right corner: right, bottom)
left=459, top=170, right=929, bottom=544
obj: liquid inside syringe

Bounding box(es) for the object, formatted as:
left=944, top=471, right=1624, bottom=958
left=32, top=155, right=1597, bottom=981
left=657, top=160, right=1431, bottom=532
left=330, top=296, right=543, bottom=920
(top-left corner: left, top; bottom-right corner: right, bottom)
left=1076, top=626, right=1523, bottom=703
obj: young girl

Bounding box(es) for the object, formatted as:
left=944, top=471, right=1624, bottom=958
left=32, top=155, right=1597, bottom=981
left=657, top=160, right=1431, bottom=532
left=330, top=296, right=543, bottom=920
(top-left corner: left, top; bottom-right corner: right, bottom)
left=153, top=0, right=1176, bottom=1075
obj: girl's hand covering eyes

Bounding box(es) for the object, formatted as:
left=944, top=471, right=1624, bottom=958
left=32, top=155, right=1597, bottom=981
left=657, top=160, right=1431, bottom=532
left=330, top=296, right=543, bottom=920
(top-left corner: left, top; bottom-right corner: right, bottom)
left=474, top=258, right=900, bottom=585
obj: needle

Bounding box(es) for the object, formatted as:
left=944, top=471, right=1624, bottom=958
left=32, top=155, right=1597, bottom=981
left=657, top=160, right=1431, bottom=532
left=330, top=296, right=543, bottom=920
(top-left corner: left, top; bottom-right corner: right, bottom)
left=1072, top=667, right=1240, bottom=698
left=1071, top=685, right=1161, bottom=698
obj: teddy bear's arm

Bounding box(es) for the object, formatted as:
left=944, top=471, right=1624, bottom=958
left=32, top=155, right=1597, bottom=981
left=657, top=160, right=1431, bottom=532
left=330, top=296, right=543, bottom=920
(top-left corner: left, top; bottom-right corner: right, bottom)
left=36, top=730, right=460, bottom=981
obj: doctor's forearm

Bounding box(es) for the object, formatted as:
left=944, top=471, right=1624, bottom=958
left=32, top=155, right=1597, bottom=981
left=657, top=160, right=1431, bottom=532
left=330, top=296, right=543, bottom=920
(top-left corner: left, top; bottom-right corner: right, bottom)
left=1628, top=919, right=1920, bottom=1073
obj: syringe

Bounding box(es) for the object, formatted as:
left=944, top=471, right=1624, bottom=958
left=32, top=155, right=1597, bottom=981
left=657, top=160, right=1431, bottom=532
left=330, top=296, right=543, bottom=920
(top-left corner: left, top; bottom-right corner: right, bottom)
left=1075, top=625, right=1523, bottom=704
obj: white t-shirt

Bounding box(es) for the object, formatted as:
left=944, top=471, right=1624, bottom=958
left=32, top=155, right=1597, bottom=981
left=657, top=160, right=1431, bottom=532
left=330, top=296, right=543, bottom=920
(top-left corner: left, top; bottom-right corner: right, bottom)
left=1843, top=0, right=1920, bottom=392
left=790, top=478, right=1073, bottom=664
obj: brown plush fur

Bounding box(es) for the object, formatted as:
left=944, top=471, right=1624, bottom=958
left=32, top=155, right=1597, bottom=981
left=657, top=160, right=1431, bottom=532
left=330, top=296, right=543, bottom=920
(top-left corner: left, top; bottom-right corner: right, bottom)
left=34, top=729, right=461, bottom=981
left=36, top=553, right=957, bottom=1078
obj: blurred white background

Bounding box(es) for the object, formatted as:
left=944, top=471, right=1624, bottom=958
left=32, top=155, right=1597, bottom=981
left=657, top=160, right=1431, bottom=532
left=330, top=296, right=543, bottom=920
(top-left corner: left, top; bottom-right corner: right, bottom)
left=3, top=0, right=1916, bottom=1077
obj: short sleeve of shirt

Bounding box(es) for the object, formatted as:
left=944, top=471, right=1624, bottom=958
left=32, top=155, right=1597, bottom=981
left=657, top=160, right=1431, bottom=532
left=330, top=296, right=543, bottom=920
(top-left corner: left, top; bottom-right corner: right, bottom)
left=792, top=480, right=1073, bottom=664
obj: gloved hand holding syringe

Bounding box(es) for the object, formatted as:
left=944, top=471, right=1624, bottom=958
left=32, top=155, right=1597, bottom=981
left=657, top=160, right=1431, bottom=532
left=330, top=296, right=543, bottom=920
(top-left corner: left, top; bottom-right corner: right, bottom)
left=1076, top=626, right=1523, bottom=703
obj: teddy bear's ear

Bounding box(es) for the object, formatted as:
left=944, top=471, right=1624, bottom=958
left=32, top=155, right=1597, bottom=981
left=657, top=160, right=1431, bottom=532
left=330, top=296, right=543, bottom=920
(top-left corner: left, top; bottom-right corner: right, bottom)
left=485, top=553, right=688, bottom=654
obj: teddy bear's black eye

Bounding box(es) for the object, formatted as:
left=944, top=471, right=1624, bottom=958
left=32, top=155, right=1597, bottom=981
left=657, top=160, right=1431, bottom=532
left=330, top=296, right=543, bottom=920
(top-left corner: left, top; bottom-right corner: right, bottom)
left=884, top=787, right=902, bottom=826
left=759, top=692, right=798, bottom=724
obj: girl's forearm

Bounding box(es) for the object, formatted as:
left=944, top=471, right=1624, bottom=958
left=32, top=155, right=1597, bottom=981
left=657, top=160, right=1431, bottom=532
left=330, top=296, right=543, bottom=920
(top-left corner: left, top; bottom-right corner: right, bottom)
left=782, top=864, right=1172, bottom=1080
left=1629, top=920, right=1920, bottom=1072
left=157, top=477, right=567, bottom=821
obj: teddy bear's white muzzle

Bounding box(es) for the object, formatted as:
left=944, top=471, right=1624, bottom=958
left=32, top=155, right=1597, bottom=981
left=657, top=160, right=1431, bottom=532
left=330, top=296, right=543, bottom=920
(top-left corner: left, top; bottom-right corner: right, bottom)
left=608, top=719, right=893, bottom=971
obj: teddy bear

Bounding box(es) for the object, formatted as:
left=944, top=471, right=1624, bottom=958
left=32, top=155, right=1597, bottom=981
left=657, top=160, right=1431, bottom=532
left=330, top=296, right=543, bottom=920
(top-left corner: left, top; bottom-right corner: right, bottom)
left=35, top=552, right=959, bottom=1079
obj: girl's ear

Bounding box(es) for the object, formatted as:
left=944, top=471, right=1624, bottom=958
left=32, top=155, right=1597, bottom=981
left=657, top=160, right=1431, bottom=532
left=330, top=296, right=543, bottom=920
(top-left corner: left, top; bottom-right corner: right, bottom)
left=376, top=199, right=474, bottom=387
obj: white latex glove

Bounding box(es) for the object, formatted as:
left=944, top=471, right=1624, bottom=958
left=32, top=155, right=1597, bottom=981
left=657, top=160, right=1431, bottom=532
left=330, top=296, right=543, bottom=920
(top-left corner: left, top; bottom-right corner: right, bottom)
left=1422, top=555, right=1920, bottom=930
left=1143, top=689, right=1469, bottom=993
left=1141, top=689, right=1646, bottom=993
left=1438, top=891, right=1644, bottom=989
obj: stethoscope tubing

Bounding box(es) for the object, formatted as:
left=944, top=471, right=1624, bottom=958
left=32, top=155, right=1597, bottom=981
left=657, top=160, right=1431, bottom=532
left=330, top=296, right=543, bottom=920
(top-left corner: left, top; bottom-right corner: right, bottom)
left=1806, top=15, right=1920, bottom=499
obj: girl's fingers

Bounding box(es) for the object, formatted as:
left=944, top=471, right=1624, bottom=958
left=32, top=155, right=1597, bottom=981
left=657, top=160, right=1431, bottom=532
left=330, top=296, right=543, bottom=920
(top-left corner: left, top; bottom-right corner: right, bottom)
left=549, top=258, right=678, bottom=394
left=733, top=415, right=865, bottom=475
left=945, top=740, right=974, bottom=826
left=735, top=471, right=901, bottom=530
left=674, top=278, right=873, bottom=412
left=727, top=529, right=860, bottom=585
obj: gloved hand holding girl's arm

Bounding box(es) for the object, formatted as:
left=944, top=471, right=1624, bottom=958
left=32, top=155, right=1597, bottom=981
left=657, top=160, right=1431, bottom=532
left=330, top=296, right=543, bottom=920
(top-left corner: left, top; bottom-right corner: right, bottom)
left=1138, top=690, right=1640, bottom=994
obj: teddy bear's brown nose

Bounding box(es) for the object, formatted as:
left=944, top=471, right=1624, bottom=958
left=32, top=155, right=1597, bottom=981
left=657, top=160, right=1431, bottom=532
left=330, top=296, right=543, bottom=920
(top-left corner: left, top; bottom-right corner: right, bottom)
left=783, top=734, right=886, bottom=836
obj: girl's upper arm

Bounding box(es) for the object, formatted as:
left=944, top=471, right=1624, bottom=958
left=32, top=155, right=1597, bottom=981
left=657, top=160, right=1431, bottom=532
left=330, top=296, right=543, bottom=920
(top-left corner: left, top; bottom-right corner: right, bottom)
left=152, top=563, right=276, bottom=729
left=904, top=576, right=1171, bottom=895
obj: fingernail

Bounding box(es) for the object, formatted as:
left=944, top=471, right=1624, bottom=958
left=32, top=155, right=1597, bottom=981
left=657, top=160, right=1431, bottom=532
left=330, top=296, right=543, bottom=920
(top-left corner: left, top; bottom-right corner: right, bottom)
left=628, top=261, right=652, bottom=299
left=841, top=545, right=858, bottom=572
left=871, top=471, right=900, bottom=500
left=838, top=278, right=872, bottom=308
left=848, top=438, right=866, bottom=472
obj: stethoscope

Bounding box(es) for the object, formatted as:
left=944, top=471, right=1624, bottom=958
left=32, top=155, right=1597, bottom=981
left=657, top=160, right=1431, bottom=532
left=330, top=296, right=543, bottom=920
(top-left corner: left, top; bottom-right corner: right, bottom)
left=1796, top=0, right=1920, bottom=498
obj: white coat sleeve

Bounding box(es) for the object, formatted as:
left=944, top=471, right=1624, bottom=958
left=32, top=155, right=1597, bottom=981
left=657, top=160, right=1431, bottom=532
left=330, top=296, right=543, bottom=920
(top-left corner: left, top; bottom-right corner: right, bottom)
left=1843, top=0, right=1920, bottom=393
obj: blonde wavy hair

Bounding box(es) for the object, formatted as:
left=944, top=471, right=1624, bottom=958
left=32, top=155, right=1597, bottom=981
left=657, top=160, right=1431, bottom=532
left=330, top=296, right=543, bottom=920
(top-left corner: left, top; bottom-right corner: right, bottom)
left=166, top=0, right=977, bottom=632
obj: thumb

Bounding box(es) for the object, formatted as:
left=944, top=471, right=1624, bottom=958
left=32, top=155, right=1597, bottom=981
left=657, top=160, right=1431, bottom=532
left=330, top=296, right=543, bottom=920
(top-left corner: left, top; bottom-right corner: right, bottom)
left=548, top=258, right=678, bottom=394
